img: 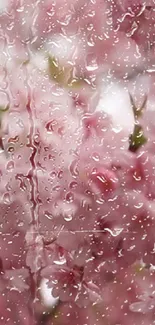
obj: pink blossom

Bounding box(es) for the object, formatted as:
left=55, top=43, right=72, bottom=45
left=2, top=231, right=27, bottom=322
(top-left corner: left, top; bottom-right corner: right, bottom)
left=0, top=1, right=155, bottom=325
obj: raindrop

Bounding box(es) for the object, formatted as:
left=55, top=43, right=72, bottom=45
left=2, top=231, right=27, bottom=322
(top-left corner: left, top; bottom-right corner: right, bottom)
left=79, top=215, right=85, bottom=220
left=104, top=227, right=123, bottom=237
left=66, top=192, right=74, bottom=203
left=57, top=14, right=71, bottom=26
left=17, top=221, right=24, bottom=227
left=8, top=146, right=14, bottom=153
left=3, top=192, right=11, bottom=205
left=50, top=171, right=57, bottom=179
left=86, top=64, right=98, bottom=72
left=64, top=214, right=73, bottom=222
left=70, top=159, right=79, bottom=177
left=52, top=185, right=60, bottom=192
left=87, top=23, right=94, bottom=32
left=107, top=17, right=113, bottom=26
left=16, top=175, right=27, bottom=191
left=134, top=202, right=144, bottom=209
left=7, top=21, right=15, bottom=31
left=112, top=126, right=123, bottom=133
left=54, top=256, right=66, bottom=266
left=70, top=181, right=78, bottom=189
left=92, top=152, right=100, bottom=162
left=45, top=120, right=57, bottom=134
left=6, top=161, right=14, bottom=172
left=33, top=134, right=40, bottom=146
left=45, top=211, right=53, bottom=220
left=88, top=10, right=95, bottom=17
left=58, top=170, right=63, bottom=179
left=87, top=35, right=95, bottom=47
left=16, top=6, right=24, bottom=13
left=126, top=21, right=138, bottom=37
left=133, top=171, right=142, bottom=181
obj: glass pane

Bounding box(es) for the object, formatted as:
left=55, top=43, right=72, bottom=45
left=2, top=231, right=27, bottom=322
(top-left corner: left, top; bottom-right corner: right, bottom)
left=0, top=1, right=155, bottom=324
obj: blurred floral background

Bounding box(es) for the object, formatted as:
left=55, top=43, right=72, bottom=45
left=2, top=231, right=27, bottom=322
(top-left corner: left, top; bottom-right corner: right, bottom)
left=1, top=1, right=155, bottom=324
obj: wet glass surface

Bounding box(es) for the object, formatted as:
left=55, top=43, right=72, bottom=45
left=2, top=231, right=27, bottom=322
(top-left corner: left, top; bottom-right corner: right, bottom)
left=0, top=1, right=155, bottom=324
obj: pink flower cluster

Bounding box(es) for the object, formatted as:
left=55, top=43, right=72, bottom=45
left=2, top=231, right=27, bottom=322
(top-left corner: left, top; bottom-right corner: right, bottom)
left=0, top=0, right=155, bottom=324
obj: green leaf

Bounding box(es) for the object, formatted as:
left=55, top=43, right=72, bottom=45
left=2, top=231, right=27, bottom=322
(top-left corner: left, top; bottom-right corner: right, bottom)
left=48, top=56, right=65, bottom=84
left=67, top=76, right=85, bottom=89
left=0, top=104, right=9, bottom=127
left=48, top=55, right=85, bottom=89
left=129, top=93, right=147, bottom=119
left=0, top=104, right=9, bottom=112
left=133, top=261, right=146, bottom=274
left=22, top=59, right=30, bottom=66
left=129, top=124, right=147, bottom=152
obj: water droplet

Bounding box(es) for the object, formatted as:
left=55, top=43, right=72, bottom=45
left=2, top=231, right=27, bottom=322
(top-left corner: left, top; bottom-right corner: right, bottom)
left=107, top=17, right=113, bottom=26
left=104, top=227, right=123, bottom=237
left=87, top=35, right=95, bottom=47
left=64, top=214, right=73, bottom=222
left=92, top=153, right=100, bottom=162
left=16, top=175, right=27, bottom=191
left=70, top=181, right=78, bottom=189
left=8, top=146, right=14, bottom=153
left=3, top=193, right=11, bottom=205
left=46, top=120, right=57, bottom=133
left=127, top=21, right=138, bottom=37
left=88, top=10, right=95, bottom=17
left=45, top=211, right=53, bottom=220
left=112, top=126, right=123, bottom=133
left=54, top=257, right=66, bottom=266
left=79, top=215, right=85, bottom=220
left=134, top=202, right=144, bottom=209
left=50, top=171, right=57, bottom=179
left=33, top=134, right=40, bottom=146
left=66, top=192, right=74, bottom=203
left=17, top=221, right=24, bottom=227
left=52, top=185, right=60, bottom=192
left=58, top=170, right=63, bottom=179
left=86, top=57, right=98, bottom=72
left=6, top=161, right=14, bottom=172
left=54, top=247, right=66, bottom=265
left=87, top=23, right=94, bottom=32
left=70, top=160, right=79, bottom=177
left=133, top=171, right=142, bottom=181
